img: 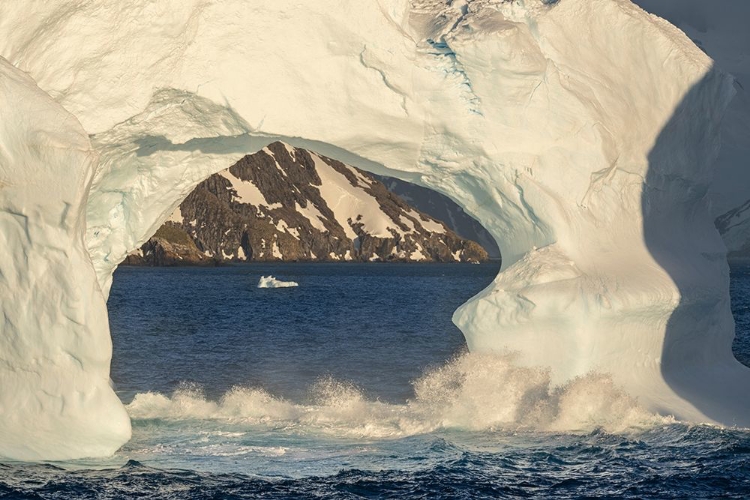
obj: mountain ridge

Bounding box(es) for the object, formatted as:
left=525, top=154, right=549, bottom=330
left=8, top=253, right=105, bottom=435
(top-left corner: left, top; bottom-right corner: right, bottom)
left=125, top=142, right=489, bottom=266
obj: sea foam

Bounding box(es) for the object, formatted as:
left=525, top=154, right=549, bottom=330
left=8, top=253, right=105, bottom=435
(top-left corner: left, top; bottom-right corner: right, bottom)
left=126, top=352, right=673, bottom=438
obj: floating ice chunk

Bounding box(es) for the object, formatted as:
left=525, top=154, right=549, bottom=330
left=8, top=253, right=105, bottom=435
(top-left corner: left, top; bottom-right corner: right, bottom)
left=257, top=275, right=299, bottom=288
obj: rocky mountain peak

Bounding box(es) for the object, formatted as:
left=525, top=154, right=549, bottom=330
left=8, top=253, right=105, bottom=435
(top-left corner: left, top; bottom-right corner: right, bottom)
left=126, top=142, right=489, bottom=265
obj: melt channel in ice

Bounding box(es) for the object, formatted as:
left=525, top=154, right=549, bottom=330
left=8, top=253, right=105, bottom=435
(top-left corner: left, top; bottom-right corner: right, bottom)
left=0, top=0, right=748, bottom=460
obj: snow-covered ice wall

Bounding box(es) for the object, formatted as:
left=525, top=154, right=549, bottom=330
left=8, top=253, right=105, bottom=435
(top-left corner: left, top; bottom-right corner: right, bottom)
left=0, top=0, right=748, bottom=459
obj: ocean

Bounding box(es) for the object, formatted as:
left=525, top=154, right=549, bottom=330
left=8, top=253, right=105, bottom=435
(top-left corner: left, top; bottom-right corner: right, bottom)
left=2, top=262, right=750, bottom=498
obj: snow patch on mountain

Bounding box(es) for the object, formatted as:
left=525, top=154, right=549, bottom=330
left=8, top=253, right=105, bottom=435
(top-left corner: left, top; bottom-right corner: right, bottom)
left=219, top=170, right=281, bottom=209
left=377, top=175, right=499, bottom=258
left=311, top=153, right=390, bottom=239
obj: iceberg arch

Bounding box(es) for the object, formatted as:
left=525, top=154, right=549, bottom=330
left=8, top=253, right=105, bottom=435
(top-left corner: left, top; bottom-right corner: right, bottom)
left=0, top=0, right=748, bottom=459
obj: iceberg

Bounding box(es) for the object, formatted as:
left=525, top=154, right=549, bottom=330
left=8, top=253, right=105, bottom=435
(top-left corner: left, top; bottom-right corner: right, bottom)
left=258, top=276, right=299, bottom=289
left=0, top=0, right=748, bottom=460
left=0, top=59, right=131, bottom=461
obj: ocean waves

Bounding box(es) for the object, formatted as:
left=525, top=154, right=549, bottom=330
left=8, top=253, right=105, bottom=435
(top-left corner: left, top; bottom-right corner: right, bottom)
left=126, top=352, right=673, bottom=438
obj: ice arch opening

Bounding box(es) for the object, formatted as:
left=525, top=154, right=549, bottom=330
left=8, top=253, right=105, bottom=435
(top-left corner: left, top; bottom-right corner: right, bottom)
left=1, top=0, right=750, bottom=460
left=104, top=140, right=501, bottom=403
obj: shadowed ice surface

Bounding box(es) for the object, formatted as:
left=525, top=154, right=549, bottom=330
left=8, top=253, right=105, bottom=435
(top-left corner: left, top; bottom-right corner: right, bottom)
left=642, top=67, right=750, bottom=424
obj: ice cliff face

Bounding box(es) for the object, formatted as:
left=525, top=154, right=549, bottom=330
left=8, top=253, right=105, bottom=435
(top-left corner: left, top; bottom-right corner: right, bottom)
left=0, top=60, right=130, bottom=460
left=632, top=0, right=750, bottom=217
left=0, top=0, right=747, bottom=459
left=125, top=142, right=487, bottom=265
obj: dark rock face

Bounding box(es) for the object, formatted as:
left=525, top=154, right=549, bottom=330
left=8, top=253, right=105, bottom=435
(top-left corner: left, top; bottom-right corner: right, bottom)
left=122, top=225, right=219, bottom=266
left=716, top=199, right=750, bottom=261
left=373, top=174, right=501, bottom=259
left=126, top=142, right=489, bottom=265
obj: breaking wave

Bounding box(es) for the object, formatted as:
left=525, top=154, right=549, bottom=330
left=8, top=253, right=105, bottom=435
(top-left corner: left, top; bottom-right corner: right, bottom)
left=126, top=352, right=673, bottom=437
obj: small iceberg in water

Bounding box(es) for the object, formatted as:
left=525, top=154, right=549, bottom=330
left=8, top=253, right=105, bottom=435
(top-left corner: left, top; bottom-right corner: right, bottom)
left=258, top=275, right=299, bottom=288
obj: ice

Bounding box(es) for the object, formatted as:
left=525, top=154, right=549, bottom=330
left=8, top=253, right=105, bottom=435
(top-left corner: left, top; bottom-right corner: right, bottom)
left=0, top=0, right=749, bottom=460
left=632, top=0, right=750, bottom=216
left=0, top=59, right=131, bottom=461
left=257, top=276, right=299, bottom=289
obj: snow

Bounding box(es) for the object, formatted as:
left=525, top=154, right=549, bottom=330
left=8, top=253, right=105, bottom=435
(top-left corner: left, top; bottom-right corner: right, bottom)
left=219, top=170, right=282, bottom=209
left=263, top=147, right=288, bottom=177
left=257, top=276, right=299, bottom=288
left=407, top=209, right=445, bottom=234
left=295, top=201, right=327, bottom=233
left=399, top=215, right=416, bottom=233
left=311, top=153, right=396, bottom=239
left=237, top=246, right=247, bottom=260
left=286, top=227, right=300, bottom=239
left=272, top=241, right=282, bottom=259
left=275, top=218, right=300, bottom=239
left=410, top=248, right=428, bottom=261
left=283, top=143, right=296, bottom=159
left=346, top=165, right=374, bottom=188
left=167, top=206, right=183, bottom=224
left=0, top=0, right=749, bottom=460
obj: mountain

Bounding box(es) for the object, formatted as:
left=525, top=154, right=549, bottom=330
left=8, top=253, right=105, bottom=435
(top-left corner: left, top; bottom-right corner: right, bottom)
left=373, top=175, right=500, bottom=259
left=124, top=142, right=488, bottom=265
left=716, top=200, right=750, bottom=260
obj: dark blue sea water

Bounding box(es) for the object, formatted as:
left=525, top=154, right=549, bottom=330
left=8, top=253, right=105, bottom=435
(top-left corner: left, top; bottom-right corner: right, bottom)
left=3, top=262, right=750, bottom=499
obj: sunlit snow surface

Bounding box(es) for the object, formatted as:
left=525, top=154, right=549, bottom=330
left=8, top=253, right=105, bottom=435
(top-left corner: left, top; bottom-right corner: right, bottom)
left=3, top=263, right=750, bottom=498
